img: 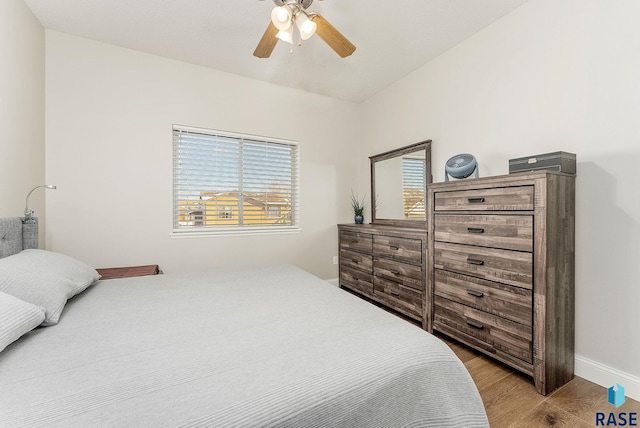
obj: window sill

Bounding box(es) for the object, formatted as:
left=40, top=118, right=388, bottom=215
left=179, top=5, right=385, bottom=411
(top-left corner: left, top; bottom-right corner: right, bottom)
left=170, top=226, right=301, bottom=238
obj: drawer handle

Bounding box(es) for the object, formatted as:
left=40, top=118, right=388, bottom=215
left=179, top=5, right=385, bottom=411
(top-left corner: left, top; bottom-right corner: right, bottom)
left=390, top=270, right=401, bottom=275
left=352, top=259, right=359, bottom=264
left=467, top=197, right=485, bottom=204
left=466, top=289, right=484, bottom=298
left=389, top=245, right=399, bottom=250
left=466, top=258, right=485, bottom=266
left=351, top=239, right=359, bottom=244
left=467, top=227, right=485, bottom=234
left=466, top=319, right=484, bottom=330
left=390, top=291, right=401, bottom=297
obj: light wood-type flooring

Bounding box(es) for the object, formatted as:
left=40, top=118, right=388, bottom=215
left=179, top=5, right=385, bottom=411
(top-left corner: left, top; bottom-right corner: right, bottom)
left=440, top=334, right=640, bottom=427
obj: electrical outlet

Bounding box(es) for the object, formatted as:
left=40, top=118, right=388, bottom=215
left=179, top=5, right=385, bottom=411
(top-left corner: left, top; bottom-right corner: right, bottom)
left=333, top=256, right=339, bottom=265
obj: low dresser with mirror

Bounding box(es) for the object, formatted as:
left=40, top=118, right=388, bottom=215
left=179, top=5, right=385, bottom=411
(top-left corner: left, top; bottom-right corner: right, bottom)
left=338, top=140, right=432, bottom=330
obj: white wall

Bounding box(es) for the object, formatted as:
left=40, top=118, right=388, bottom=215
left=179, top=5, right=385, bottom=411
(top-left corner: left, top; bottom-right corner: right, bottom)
left=45, top=31, right=361, bottom=280
left=0, top=0, right=45, bottom=242
left=361, top=0, right=640, bottom=397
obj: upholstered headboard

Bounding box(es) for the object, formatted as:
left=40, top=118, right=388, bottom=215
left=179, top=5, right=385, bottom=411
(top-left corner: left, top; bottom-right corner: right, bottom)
left=0, top=217, right=39, bottom=259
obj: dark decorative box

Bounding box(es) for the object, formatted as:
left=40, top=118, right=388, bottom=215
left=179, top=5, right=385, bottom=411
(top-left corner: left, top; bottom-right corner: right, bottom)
left=509, top=151, right=576, bottom=175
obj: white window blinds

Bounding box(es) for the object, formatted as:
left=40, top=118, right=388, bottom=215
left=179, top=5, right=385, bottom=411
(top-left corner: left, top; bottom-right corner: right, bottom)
left=402, top=157, right=427, bottom=219
left=173, top=126, right=299, bottom=235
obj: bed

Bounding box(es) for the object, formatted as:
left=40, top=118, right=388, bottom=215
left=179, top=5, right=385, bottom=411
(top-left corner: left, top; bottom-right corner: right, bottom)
left=0, top=217, right=489, bottom=428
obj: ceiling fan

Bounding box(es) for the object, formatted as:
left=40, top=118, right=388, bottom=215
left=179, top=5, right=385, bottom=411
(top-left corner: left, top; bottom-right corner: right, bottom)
left=253, top=0, right=356, bottom=58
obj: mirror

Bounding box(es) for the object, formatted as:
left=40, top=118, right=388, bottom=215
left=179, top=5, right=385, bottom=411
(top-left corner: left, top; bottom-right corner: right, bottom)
left=370, top=140, right=432, bottom=227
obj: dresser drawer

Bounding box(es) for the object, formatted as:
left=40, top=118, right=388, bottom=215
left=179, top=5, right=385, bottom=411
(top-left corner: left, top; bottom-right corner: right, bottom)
left=434, top=270, right=532, bottom=326
left=374, top=276, right=423, bottom=320
left=434, top=296, right=532, bottom=363
left=373, top=235, right=423, bottom=264
left=434, top=214, right=533, bottom=252
left=340, top=265, right=373, bottom=296
left=434, top=186, right=534, bottom=211
left=340, top=231, right=373, bottom=253
left=340, top=249, right=373, bottom=272
left=434, top=241, right=532, bottom=289
left=374, top=257, right=423, bottom=290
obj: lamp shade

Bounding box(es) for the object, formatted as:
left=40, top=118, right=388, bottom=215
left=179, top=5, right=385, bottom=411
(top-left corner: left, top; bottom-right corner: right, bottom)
left=276, top=25, right=294, bottom=44
left=271, top=6, right=292, bottom=31
left=295, top=12, right=317, bottom=40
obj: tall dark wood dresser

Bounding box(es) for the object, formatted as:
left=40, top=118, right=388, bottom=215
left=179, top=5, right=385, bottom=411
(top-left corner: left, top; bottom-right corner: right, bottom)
left=427, top=170, right=575, bottom=395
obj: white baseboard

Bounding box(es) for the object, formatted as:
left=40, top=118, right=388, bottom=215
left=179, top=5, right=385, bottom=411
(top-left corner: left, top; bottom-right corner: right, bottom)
left=326, top=278, right=339, bottom=287
left=575, top=354, right=640, bottom=401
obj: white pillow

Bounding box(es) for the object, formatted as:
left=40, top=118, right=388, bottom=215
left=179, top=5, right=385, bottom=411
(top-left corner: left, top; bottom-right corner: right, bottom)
left=0, top=249, right=100, bottom=326
left=0, top=291, right=45, bottom=352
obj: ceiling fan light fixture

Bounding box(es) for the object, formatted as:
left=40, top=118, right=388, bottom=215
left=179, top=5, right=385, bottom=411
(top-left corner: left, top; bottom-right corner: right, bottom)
left=271, top=6, right=292, bottom=31
left=276, top=25, right=294, bottom=44
left=254, top=0, right=356, bottom=59
left=295, top=11, right=317, bottom=40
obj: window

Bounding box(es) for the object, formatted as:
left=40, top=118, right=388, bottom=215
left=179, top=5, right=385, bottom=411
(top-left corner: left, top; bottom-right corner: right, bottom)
left=402, top=156, right=426, bottom=219
left=217, top=206, right=233, bottom=219
left=266, top=206, right=280, bottom=219
left=173, top=125, right=299, bottom=236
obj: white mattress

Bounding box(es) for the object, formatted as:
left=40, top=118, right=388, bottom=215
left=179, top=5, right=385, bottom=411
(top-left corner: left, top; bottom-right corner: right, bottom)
left=0, top=264, right=488, bottom=427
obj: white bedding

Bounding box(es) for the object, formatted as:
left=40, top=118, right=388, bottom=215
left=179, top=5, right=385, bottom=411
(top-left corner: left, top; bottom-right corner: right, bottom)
left=0, top=264, right=488, bottom=427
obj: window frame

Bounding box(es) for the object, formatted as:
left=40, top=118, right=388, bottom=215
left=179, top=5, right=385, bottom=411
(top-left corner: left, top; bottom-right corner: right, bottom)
left=171, top=125, right=300, bottom=238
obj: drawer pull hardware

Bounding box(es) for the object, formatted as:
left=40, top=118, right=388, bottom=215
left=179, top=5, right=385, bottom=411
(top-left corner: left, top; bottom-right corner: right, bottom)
left=466, top=319, right=485, bottom=330
left=467, top=227, right=485, bottom=234
left=466, top=258, right=485, bottom=266
left=390, top=270, right=401, bottom=275
left=467, top=197, right=485, bottom=203
left=389, top=245, right=399, bottom=250
left=352, top=259, right=359, bottom=264
left=466, top=289, right=484, bottom=298
left=390, top=291, right=401, bottom=297
left=351, top=239, right=359, bottom=244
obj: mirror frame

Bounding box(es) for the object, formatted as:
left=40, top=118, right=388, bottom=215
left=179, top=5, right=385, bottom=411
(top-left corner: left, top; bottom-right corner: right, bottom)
left=370, top=139, right=432, bottom=227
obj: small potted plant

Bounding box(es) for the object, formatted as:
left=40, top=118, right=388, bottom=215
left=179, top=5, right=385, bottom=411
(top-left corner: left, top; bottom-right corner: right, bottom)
left=351, top=191, right=366, bottom=224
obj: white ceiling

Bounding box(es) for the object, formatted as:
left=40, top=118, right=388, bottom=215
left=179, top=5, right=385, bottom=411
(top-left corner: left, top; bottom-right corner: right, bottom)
left=24, top=0, right=527, bottom=103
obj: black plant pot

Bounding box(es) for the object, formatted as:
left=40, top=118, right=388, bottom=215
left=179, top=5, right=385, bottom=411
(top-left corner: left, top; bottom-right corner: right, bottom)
left=354, top=214, right=364, bottom=224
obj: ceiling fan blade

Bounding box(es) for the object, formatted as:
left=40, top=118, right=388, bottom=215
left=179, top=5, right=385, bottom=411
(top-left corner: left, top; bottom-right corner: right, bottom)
left=253, top=22, right=279, bottom=58
left=310, top=14, right=356, bottom=58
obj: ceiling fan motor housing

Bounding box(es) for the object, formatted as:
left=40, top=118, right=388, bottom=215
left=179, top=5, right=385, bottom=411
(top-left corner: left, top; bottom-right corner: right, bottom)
left=272, top=0, right=314, bottom=9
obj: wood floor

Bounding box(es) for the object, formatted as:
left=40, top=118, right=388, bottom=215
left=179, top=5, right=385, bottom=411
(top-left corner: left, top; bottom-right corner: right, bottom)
left=440, top=334, right=640, bottom=427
